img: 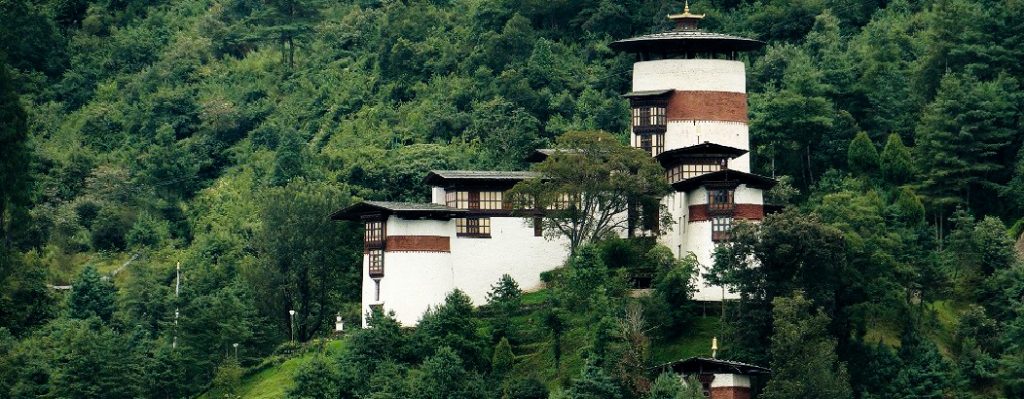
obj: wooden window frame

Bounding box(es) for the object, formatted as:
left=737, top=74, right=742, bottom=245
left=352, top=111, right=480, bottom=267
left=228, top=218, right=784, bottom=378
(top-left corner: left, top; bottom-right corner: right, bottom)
left=707, top=188, right=736, bottom=214
left=456, top=217, right=491, bottom=238
left=712, top=216, right=734, bottom=242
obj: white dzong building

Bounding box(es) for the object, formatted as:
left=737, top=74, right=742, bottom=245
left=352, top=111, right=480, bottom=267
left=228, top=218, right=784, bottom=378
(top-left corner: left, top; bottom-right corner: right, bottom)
left=332, top=5, right=775, bottom=327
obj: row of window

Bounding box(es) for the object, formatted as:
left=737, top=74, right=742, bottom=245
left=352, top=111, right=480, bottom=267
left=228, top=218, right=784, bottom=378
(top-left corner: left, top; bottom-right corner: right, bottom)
left=456, top=217, right=491, bottom=237
left=637, top=133, right=665, bottom=156
left=665, top=158, right=727, bottom=183
left=632, top=106, right=667, bottom=128
left=445, top=191, right=507, bottom=210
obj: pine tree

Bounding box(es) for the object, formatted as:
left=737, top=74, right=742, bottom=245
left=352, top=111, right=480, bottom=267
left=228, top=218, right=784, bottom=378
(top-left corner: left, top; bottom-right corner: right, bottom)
left=892, top=325, right=951, bottom=399
left=491, top=337, right=514, bottom=380
left=646, top=373, right=703, bottom=399
left=68, top=265, right=117, bottom=322
left=0, top=60, right=30, bottom=249
left=761, top=292, right=852, bottom=399
left=566, top=361, right=622, bottom=399
left=412, top=346, right=486, bottom=399
left=414, top=289, right=487, bottom=370
left=847, top=131, right=880, bottom=176
left=880, top=133, right=914, bottom=185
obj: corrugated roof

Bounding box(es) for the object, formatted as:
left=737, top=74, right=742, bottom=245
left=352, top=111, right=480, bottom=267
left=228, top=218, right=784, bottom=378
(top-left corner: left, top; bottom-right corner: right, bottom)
left=671, top=169, right=777, bottom=192
left=623, top=89, right=674, bottom=98
left=656, top=357, right=770, bottom=375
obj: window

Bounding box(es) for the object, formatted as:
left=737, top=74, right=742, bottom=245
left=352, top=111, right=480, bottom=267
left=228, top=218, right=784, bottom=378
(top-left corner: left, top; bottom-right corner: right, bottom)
left=445, top=191, right=469, bottom=208
left=456, top=217, right=491, bottom=237
left=446, top=191, right=506, bottom=210
left=632, top=106, right=666, bottom=128
left=364, top=219, right=385, bottom=277
left=665, top=158, right=726, bottom=183
left=547, top=193, right=574, bottom=210
left=373, top=279, right=381, bottom=302
left=368, top=249, right=384, bottom=277
left=707, top=189, right=735, bottom=213
left=638, top=133, right=665, bottom=156
left=712, top=216, right=733, bottom=242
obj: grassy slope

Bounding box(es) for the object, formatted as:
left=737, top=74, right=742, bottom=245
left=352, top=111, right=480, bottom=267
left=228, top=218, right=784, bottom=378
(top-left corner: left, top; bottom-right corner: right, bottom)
left=200, top=339, right=349, bottom=399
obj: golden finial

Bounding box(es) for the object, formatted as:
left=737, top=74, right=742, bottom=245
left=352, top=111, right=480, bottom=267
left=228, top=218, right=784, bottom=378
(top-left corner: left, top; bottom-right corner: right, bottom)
left=711, top=336, right=719, bottom=359
left=668, top=0, right=705, bottom=31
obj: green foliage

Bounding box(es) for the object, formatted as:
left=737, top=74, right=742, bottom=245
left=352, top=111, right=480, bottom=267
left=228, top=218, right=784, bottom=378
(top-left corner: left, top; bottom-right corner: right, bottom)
left=68, top=265, right=116, bottom=322
left=0, top=60, right=31, bottom=249
left=287, top=354, right=340, bottom=399
left=212, top=357, right=245, bottom=398
left=411, top=346, right=486, bottom=399
left=646, top=373, right=702, bottom=399
left=565, top=361, right=622, bottom=399
left=880, top=133, right=914, bottom=185
left=648, top=252, right=697, bottom=339
left=761, top=292, right=852, bottom=399
left=491, top=337, right=514, bottom=379
left=509, top=131, right=671, bottom=253
left=847, top=131, right=880, bottom=177
left=486, top=274, right=523, bottom=343
left=507, top=378, right=549, bottom=399
left=892, top=325, right=952, bottom=399
left=414, top=290, right=488, bottom=370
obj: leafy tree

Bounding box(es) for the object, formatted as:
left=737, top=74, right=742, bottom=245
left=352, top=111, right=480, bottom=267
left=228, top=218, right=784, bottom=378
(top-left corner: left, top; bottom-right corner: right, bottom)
left=0, top=251, right=55, bottom=336
left=250, top=179, right=360, bottom=341
left=288, top=354, right=340, bottom=399
left=847, top=131, right=879, bottom=177
left=509, top=131, right=671, bottom=254
left=45, top=319, right=148, bottom=399
left=648, top=252, right=697, bottom=338
left=212, top=357, right=244, bottom=398
left=69, top=265, right=116, bottom=322
left=761, top=292, right=852, bottom=399
left=271, top=129, right=307, bottom=187
left=880, top=133, right=914, bottom=185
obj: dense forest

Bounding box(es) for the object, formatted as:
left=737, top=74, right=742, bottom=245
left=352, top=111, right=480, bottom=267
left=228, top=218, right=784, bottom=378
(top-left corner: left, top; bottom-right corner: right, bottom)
left=1, top=0, right=1024, bottom=398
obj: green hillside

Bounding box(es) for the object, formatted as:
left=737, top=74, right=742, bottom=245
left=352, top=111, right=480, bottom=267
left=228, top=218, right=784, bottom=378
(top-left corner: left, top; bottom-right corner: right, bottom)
left=2, top=0, right=1024, bottom=398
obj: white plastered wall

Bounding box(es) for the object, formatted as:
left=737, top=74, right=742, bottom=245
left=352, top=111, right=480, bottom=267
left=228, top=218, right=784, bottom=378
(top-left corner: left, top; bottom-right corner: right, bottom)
left=665, top=121, right=751, bottom=172
left=711, top=374, right=752, bottom=388
left=632, top=59, right=746, bottom=93
left=363, top=215, right=570, bottom=327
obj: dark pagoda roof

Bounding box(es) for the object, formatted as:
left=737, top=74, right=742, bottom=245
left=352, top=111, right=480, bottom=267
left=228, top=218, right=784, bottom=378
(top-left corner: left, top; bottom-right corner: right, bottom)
left=671, top=169, right=777, bottom=192
left=658, top=357, right=770, bottom=375
left=655, top=142, right=748, bottom=167
left=330, top=201, right=467, bottom=221
left=611, top=2, right=762, bottom=55
left=423, top=170, right=539, bottom=187
left=611, top=30, right=764, bottom=54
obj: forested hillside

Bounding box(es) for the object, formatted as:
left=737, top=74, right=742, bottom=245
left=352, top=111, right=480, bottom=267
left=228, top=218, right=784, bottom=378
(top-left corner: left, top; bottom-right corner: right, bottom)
left=1, top=0, right=1024, bottom=398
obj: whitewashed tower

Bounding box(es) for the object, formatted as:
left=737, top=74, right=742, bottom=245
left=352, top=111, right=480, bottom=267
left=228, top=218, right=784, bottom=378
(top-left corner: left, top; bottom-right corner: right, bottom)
left=612, top=2, right=775, bottom=301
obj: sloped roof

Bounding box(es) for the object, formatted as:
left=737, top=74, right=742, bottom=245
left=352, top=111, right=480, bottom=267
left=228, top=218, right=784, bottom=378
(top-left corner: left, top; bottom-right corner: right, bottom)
left=657, top=357, right=770, bottom=375
left=611, top=30, right=764, bottom=54
left=622, top=89, right=674, bottom=98
left=671, top=169, right=777, bottom=192
left=424, top=170, right=539, bottom=186
left=329, top=201, right=467, bottom=221
left=655, top=143, right=748, bottom=167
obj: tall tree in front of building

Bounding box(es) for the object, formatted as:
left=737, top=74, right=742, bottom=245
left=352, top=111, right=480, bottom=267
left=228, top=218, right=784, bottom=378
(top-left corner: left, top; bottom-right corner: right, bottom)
left=0, top=60, right=30, bottom=249
left=509, top=131, right=670, bottom=254
left=761, top=292, right=852, bottom=399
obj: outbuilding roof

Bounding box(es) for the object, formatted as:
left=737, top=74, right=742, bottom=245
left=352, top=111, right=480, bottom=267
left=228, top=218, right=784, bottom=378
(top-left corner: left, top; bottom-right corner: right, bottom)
left=671, top=169, right=777, bottom=192
left=329, top=200, right=467, bottom=221
left=657, top=357, right=770, bottom=375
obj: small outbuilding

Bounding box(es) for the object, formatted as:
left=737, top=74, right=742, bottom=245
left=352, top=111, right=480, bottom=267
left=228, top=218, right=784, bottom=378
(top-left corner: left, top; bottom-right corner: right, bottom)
left=656, top=357, right=770, bottom=399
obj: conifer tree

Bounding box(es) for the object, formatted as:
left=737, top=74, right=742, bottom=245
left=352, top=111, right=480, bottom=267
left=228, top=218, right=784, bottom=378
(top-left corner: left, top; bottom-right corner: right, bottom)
left=761, top=292, right=852, bottom=399
left=412, top=346, right=486, bottom=399
left=646, top=373, right=703, bottom=399
left=880, top=133, right=913, bottom=185
left=892, top=326, right=951, bottom=399
left=288, top=354, right=341, bottom=399
left=566, top=361, right=623, bottom=399
left=68, top=265, right=117, bottom=322
left=491, top=337, right=514, bottom=380
left=0, top=60, right=30, bottom=249
left=847, top=131, right=879, bottom=176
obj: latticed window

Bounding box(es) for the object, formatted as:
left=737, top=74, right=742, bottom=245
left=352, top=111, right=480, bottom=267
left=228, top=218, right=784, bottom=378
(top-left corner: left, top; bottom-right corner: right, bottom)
left=368, top=249, right=384, bottom=277
left=446, top=191, right=469, bottom=208
left=364, top=219, right=385, bottom=277
left=707, top=188, right=735, bottom=213
left=547, top=193, right=574, bottom=210
left=638, top=133, right=665, bottom=156
left=712, top=216, right=733, bottom=242
left=456, top=217, right=491, bottom=237
left=446, top=191, right=506, bottom=210
left=632, top=106, right=666, bottom=128
left=666, top=158, right=726, bottom=183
